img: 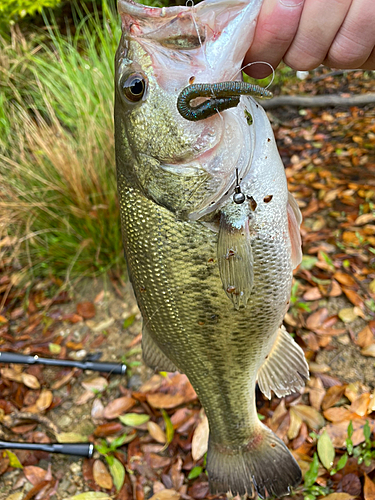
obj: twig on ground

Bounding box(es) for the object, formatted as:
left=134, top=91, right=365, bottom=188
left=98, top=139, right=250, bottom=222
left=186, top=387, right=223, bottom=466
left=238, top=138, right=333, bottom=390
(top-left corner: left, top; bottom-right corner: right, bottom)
left=261, top=93, right=375, bottom=109
left=2, top=411, right=60, bottom=436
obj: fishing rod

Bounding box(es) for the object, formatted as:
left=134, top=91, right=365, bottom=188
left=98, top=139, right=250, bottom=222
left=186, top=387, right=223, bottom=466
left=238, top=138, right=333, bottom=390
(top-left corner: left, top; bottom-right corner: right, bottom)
left=0, top=440, right=94, bottom=458
left=0, top=351, right=125, bottom=457
left=0, top=352, right=127, bottom=375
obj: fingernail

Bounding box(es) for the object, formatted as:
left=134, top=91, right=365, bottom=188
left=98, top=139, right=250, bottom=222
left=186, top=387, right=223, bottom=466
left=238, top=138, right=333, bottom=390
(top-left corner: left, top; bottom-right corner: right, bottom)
left=279, top=0, right=304, bottom=7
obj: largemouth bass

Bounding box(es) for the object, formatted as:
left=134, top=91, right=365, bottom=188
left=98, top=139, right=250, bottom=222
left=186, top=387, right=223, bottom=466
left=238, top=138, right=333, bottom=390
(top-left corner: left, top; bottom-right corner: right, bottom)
left=115, top=0, right=309, bottom=496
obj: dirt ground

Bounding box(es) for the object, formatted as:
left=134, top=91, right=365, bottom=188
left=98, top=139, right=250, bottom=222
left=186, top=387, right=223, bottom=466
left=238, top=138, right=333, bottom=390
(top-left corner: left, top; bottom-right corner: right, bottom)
left=1, top=71, right=375, bottom=499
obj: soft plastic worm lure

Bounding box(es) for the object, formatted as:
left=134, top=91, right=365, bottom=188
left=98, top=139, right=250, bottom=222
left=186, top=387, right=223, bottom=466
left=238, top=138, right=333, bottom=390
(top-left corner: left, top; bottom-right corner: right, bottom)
left=177, top=81, right=273, bottom=121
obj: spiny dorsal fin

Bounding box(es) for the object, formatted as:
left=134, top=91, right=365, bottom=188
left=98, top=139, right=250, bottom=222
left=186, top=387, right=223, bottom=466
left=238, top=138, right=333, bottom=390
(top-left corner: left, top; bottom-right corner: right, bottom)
left=257, top=325, right=309, bottom=399
left=217, top=212, right=254, bottom=310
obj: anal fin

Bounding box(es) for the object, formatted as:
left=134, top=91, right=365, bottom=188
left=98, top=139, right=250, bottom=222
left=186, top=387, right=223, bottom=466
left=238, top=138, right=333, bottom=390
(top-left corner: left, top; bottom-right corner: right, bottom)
left=287, top=192, right=303, bottom=269
left=217, top=211, right=254, bottom=310
left=142, top=325, right=179, bottom=373
left=257, top=325, right=309, bottom=399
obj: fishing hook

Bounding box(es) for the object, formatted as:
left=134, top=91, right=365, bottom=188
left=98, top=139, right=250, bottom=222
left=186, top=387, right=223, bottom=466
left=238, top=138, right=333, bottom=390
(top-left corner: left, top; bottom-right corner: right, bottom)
left=233, top=168, right=245, bottom=204
left=177, top=81, right=273, bottom=122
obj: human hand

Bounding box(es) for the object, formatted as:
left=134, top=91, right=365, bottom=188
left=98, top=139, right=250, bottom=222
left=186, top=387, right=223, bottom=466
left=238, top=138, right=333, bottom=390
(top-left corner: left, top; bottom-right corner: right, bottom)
left=245, top=0, right=375, bottom=79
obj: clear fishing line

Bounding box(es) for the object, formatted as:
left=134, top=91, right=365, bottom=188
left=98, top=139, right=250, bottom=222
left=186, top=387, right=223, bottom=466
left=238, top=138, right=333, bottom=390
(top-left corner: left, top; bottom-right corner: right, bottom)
left=186, top=0, right=211, bottom=69
left=232, top=61, right=276, bottom=89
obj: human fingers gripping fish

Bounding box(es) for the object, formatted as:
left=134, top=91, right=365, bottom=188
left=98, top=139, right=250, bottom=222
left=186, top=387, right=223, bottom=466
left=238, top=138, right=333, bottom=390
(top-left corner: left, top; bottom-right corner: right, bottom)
left=114, top=0, right=309, bottom=497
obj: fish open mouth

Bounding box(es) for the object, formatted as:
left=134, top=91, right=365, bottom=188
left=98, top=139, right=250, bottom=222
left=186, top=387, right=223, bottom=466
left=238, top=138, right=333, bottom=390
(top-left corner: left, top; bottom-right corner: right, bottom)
left=117, top=0, right=263, bottom=219
left=118, top=0, right=264, bottom=91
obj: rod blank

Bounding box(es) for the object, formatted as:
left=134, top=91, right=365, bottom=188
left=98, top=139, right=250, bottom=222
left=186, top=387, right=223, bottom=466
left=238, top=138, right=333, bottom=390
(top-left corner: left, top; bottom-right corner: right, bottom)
left=0, top=440, right=94, bottom=458
left=0, top=352, right=126, bottom=375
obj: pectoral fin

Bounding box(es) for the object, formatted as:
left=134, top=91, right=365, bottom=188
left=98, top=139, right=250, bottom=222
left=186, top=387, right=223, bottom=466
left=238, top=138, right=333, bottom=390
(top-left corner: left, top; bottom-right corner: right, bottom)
left=217, top=212, right=254, bottom=310
left=142, top=325, right=179, bottom=373
left=257, top=325, right=309, bottom=399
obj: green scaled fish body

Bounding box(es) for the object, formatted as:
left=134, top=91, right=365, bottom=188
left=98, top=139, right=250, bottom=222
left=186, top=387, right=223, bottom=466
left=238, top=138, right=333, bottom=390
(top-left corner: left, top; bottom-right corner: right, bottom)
left=115, top=0, right=309, bottom=497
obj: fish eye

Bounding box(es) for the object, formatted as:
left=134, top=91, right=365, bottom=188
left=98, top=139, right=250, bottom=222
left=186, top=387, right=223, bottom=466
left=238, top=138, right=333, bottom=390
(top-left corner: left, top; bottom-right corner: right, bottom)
left=120, top=73, right=146, bottom=103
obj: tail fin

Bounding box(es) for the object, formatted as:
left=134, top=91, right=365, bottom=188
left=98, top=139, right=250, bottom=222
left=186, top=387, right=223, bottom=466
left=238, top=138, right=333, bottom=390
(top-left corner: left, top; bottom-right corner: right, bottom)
left=207, top=424, right=301, bottom=498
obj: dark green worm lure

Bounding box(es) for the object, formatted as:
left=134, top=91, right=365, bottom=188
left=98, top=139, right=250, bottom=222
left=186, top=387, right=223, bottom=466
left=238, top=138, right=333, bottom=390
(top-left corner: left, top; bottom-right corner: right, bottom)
left=177, top=81, right=273, bottom=122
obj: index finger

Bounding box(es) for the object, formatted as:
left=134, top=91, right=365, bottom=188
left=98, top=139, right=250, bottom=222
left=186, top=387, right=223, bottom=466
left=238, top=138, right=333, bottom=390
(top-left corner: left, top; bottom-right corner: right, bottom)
left=244, top=0, right=305, bottom=79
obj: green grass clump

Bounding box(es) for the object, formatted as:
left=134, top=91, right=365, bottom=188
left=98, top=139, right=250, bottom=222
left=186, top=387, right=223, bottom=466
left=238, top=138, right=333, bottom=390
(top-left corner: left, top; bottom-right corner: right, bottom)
left=0, top=0, right=62, bottom=29
left=0, top=3, right=124, bottom=282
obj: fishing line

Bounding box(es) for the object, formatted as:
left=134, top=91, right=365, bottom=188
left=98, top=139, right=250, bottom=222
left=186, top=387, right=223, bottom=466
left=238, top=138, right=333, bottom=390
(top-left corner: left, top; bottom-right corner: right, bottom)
left=232, top=61, right=276, bottom=90
left=186, top=0, right=203, bottom=50
left=186, top=0, right=211, bottom=70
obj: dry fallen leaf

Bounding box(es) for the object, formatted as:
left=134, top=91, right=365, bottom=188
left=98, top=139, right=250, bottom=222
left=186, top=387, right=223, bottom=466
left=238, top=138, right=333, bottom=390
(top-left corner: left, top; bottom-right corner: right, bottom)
left=5, top=492, right=24, bottom=500
left=148, top=489, right=180, bottom=500
left=288, top=408, right=303, bottom=440
left=357, top=326, right=374, bottom=348
left=309, top=362, right=331, bottom=373
left=330, top=281, right=342, bottom=297
left=103, top=396, right=136, bottom=419
left=361, top=344, right=375, bottom=357
left=67, top=493, right=111, bottom=500
left=93, top=460, right=113, bottom=490
left=321, top=385, right=346, bottom=411
left=349, top=392, right=371, bottom=416
left=355, top=213, right=375, bottom=225
left=191, top=414, right=209, bottom=461
left=77, top=301, right=96, bottom=319
left=323, top=407, right=353, bottom=423
left=0, top=368, right=22, bottom=383
left=147, top=421, right=167, bottom=444
left=269, top=399, right=288, bottom=431
left=344, top=383, right=362, bottom=403
left=338, top=307, right=358, bottom=324
left=21, top=373, right=41, bottom=390
left=81, top=376, right=108, bottom=393
left=147, top=393, right=186, bottom=409
left=320, top=494, right=356, bottom=500
left=309, top=377, right=326, bottom=411
left=325, top=418, right=375, bottom=448
left=56, top=432, right=89, bottom=443
left=292, top=404, right=325, bottom=430
left=91, top=399, right=105, bottom=421
left=76, top=390, right=96, bottom=406
left=23, top=465, right=49, bottom=486
left=364, top=474, right=375, bottom=500
left=333, top=272, right=356, bottom=287
left=306, top=308, right=329, bottom=330
left=36, top=389, right=53, bottom=412
left=342, top=288, right=364, bottom=308
left=51, top=370, right=76, bottom=390
left=303, top=287, right=322, bottom=301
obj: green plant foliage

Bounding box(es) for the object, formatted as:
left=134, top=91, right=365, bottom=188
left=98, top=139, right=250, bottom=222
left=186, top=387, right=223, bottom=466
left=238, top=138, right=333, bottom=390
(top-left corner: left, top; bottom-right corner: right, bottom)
left=0, top=1, right=124, bottom=282
left=303, top=453, right=332, bottom=500
left=317, top=430, right=335, bottom=470
left=0, top=0, right=62, bottom=26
